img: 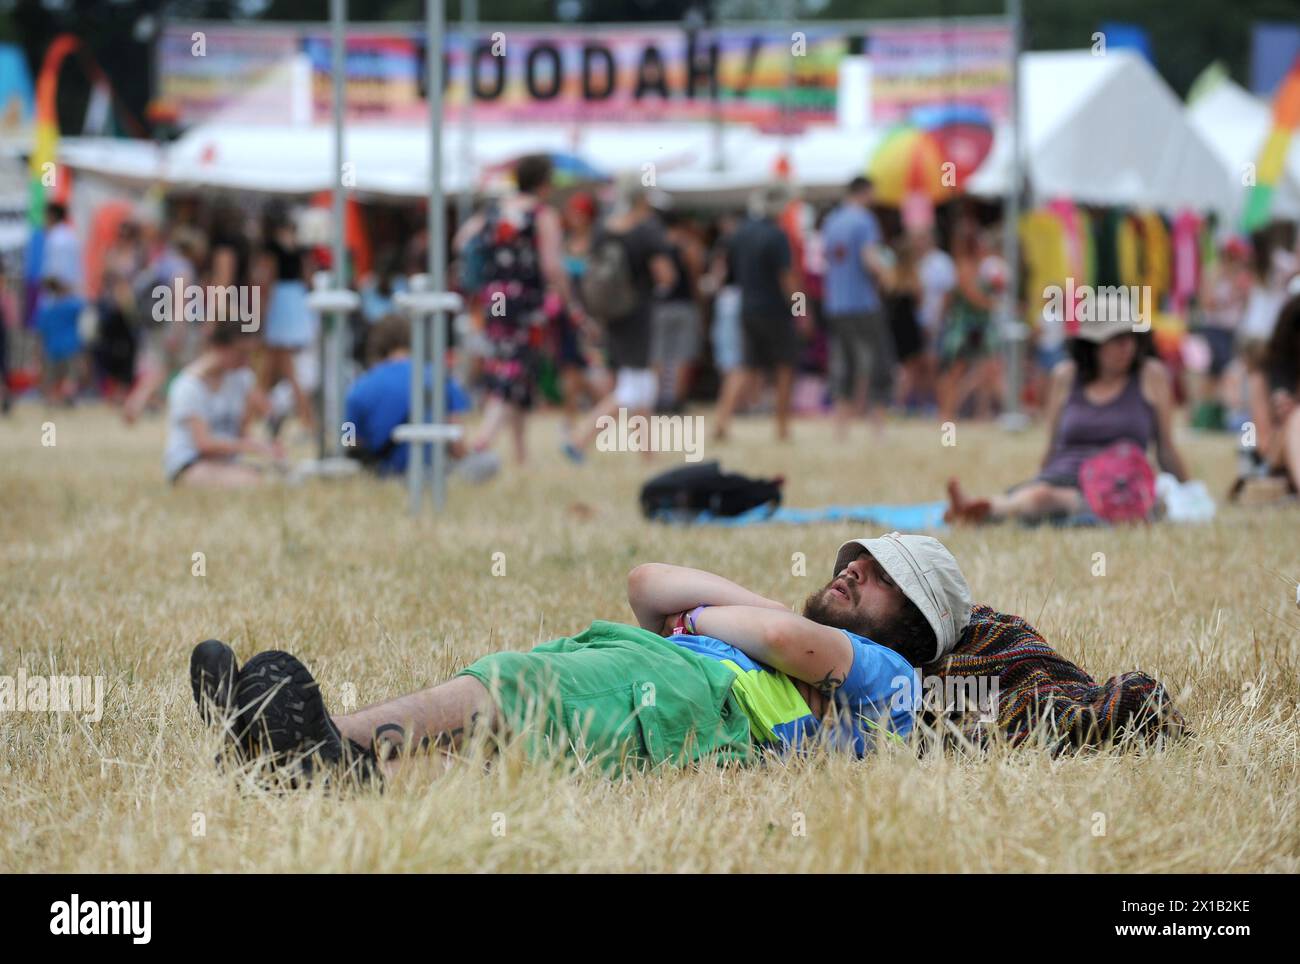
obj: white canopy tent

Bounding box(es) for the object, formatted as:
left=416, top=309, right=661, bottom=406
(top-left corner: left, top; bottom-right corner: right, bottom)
left=58, top=120, right=880, bottom=205
left=967, top=50, right=1235, bottom=216
left=1186, top=77, right=1300, bottom=222
left=59, top=48, right=1236, bottom=216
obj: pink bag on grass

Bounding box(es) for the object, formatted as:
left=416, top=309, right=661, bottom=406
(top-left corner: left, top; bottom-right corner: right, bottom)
left=1079, top=441, right=1157, bottom=524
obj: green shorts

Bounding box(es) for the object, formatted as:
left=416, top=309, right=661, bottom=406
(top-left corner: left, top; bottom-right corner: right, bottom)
left=457, top=620, right=753, bottom=772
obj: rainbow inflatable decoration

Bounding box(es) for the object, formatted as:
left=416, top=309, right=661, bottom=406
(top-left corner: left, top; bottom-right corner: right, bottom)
left=22, top=35, right=82, bottom=324
left=867, top=104, right=994, bottom=206
left=1242, top=54, right=1300, bottom=232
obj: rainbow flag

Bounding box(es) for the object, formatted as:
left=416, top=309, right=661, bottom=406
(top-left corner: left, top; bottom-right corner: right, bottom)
left=1242, top=54, right=1300, bottom=232
left=23, top=35, right=81, bottom=323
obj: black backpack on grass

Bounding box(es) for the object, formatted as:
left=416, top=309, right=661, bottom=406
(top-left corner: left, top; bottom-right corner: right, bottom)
left=639, top=461, right=783, bottom=521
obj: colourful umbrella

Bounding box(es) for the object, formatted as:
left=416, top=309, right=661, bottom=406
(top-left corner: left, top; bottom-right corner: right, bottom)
left=478, top=151, right=609, bottom=193
left=867, top=105, right=994, bottom=206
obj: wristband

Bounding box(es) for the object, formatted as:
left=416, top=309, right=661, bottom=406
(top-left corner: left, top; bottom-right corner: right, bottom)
left=685, top=605, right=708, bottom=635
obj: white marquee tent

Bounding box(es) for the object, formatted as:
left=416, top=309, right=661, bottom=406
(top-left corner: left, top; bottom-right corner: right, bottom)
left=57, top=48, right=1241, bottom=217
left=966, top=50, right=1235, bottom=216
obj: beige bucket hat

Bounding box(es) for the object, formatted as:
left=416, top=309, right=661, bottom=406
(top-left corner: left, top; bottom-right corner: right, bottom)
left=833, top=532, right=973, bottom=662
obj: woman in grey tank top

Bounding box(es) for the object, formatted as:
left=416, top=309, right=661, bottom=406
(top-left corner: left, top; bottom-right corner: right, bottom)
left=946, top=320, right=1190, bottom=523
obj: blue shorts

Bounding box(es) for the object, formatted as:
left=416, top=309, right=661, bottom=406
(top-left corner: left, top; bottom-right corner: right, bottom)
left=263, top=280, right=314, bottom=348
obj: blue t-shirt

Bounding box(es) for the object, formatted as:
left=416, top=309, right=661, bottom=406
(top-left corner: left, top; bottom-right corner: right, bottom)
left=344, top=358, right=471, bottom=475
left=821, top=203, right=882, bottom=315
left=667, top=629, right=916, bottom=756
left=36, top=296, right=84, bottom=363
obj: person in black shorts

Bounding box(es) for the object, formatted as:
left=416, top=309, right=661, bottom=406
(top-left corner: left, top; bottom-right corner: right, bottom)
left=713, top=185, right=798, bottom=441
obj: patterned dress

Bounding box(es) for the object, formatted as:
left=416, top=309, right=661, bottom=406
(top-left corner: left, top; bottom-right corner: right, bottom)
left=477, top=205, right=549, bottom=408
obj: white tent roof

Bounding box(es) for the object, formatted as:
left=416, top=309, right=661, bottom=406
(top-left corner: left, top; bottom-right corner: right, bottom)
left=60, top=121, right=880, bottom=205
left=967, top=50, right=1235, bottom=215
left=59, top=48, right=1232, bottom=215
left=1186, top=77, right=1300, bottom=221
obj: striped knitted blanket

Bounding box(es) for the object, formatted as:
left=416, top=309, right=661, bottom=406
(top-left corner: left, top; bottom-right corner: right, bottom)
left=923, top=605, right=1189, bottom=753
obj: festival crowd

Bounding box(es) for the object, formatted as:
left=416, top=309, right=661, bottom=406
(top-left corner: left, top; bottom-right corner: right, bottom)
left=4, top=153, right=1300, bottom=513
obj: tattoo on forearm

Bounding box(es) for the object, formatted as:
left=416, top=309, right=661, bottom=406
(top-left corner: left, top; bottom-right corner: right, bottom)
left=815, top=671, right=844, bottom=696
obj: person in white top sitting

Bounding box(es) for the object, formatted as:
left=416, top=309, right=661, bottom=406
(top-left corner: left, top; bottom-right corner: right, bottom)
left=163, top=320, right=280, bottom=487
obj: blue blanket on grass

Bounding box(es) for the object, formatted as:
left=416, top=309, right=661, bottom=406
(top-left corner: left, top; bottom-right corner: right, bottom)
left=655, top=501, right=1106, bottom=530
left=662, top=501, right=950, bottom=530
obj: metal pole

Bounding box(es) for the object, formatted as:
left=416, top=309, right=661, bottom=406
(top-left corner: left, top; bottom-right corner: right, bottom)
left=457, top=0, right=477, bottom=228
left=782, top=0, right=794, bottom=156
left=710, top=15, right=724, bottom=173
left=999, top=0, right=1028, bottom=431
left=429, top=0, right=449, bottom=510
left=328, top=0, right=348, bottom=456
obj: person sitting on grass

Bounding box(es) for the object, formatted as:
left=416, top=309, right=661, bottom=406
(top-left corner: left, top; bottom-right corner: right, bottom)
left=163, top=320, right=280, bottom=487
left=190, top=533, right=971, bottom=783
left=343, top=314, right=498, bottom=483
left=1235, top=293, right=1300, bottom=499
left=946, top=318, right=1190, bottom=523
left=190, top=531, right=1187, bottom=785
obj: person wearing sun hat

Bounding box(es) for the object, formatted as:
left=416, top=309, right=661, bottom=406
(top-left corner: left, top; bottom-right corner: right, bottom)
left=828, top=532, right=972, bottom=662
left=945, top=307, right=1190, bottom=524
left=190, top=531, right=983, bottom=781
left=189, top=521, right=1198, bottom=787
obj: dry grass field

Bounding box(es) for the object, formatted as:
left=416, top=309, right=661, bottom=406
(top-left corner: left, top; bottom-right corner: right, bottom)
left=2, top=403, right=1298, bottom=873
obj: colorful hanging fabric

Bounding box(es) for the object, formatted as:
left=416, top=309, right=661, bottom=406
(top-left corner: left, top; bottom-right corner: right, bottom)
left=1092, top=208, right=1123, bottom=288
left=1117, top=214, right=1142, bottom=289
left=1020, top=209, right=1069, bottom=326
left=1046, top=198, right=1090, bottom=284
left=1139, top=211, right=1171, bottom=305
left=1170, top=210, right=1201, bottom=316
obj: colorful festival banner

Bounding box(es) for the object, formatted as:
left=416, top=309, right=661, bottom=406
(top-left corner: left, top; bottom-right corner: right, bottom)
left=436, top=26, right=844, bottom=129
left=157, top=20, right=1011, bottom=131
left=868, top=24, right=1013, bottom=126
left=159, top=23, right=847, bottom=129
left=156, top=25, right=299, bottom=123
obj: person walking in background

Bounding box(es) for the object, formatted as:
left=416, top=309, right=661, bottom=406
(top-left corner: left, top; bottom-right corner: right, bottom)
left=39, top=202, right=83, bottom=298
left=936, top=225, right=1004, bottom=422
left=818, top=177, right=892, bottom=439
left=885, top=233, right=925, bottom=412
left=650, top=212, right=704, bottom=413
left=701, top=212, right=745, bottom=403
left=457, top=154, right=571, bottom=465
left=257, top=210, right=317, bottom=437
left=712, top=185, right=798, bottom=442
left=565, top=173, right=675, bottom=461
left=914, top=226, right=955, bottom=413
left=34, top=277, right=86, bottom=404
left=122, top=224, right=205, bottom=422
left=1191, top=236, right=1251, bottom=430
left=555, top=190, right=609, bottom=430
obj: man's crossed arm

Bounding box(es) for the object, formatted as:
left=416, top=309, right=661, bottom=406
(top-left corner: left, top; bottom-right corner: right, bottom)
left=626, top=564, right=852, bottom=699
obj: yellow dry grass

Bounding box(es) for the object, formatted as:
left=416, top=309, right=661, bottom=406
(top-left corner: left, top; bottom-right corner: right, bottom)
left=1, top=404, right=1297, bottom=872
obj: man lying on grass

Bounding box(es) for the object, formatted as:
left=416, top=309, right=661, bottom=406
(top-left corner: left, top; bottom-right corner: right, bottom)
left=190, top=531, right=1188, bottom=783
left=190, top=532, right=971, bottom=782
